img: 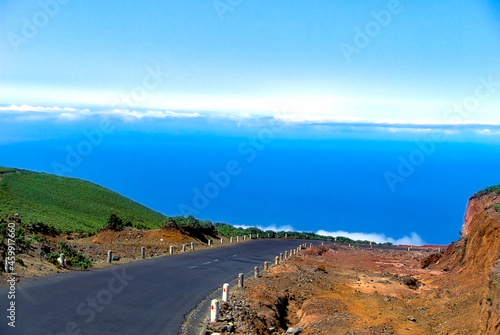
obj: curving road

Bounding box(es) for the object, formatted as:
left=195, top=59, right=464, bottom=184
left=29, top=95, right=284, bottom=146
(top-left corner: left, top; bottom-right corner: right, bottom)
left=0, top=239, right=317, bottom=335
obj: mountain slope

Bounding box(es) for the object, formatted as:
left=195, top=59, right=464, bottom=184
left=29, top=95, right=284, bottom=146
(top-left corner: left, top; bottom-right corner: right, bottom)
left=0, top=167, right=167, bottom=233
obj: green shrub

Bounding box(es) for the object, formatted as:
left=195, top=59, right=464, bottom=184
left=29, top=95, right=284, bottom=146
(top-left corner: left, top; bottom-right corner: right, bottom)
left=44, top=241, right=92, bottom=270
left=32, top=234, right=48, bottom=243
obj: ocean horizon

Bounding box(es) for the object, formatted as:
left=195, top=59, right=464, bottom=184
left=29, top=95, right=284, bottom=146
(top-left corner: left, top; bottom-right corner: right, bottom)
left=2, top=116, right=499, bottom=245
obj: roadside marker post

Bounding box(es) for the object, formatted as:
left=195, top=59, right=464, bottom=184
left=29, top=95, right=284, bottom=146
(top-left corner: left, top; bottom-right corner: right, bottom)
left=275, top=256, right=279, bottom=265
left=107, top=250, right=112, bottom=263
left=58, top=253, right=65, bottom=268
left=4, top=258, right=11, bottom=273
left=191, top=242, right=194, bottom=251
left=210, top=299, right=219, bottom=322
left=264, top=261, right=268, bottom=271
left=238, top=273, right=244, bottom=288
left=280, top=253, right=283, bottom=262
left=284, top=251, right=288, bottom=259
left=221, top=238, right=223, bottom=244
left=169, top=246, right=173, bottom=254
left=141, top=247, right=145, bottom=259
left=237, top=236, right=239, bottom=242
left=254, top=266, right=259, bottom=278
left=208, top=239, right=211, bottom=247
left=222, top=283, right=229, bottom=302
left=182, top=245, right=186, bottom=253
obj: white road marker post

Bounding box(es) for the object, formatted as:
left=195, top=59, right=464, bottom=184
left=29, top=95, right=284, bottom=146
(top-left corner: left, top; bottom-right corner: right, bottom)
left=141, top=247, right=145, bottom=259
left=58, top=253, right=65, bottom=268
left=275, top=256, right=279, bottom=265
left=108, top=250, right=112, bottom=263
left=284, top=251, right=288, bottom=259
left=170, top=246, right=174, bottom=254
left=191, top=242, right=194, bottom=251
left=221, top=238, right=223, bottom=244
left=222, top=283, right=229, bottom=302
left=264, top=261, right=269, bottom=271
left=208, top=239, right=211, bottom=247
left=280, top=253, right=283, bottom=262
left=182, top=245, right=186, bottom=253
left=254, top=266, right=259, bottom=278
left=5, top=258, right=11, bottom=273
left=210, top=299, right=219, bottom=322
left=237, top=236, right=239, bottom=242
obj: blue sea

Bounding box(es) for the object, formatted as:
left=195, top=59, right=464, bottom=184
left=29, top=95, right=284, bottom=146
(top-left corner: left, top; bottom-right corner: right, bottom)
left=1, top=117, right=500, bottom=245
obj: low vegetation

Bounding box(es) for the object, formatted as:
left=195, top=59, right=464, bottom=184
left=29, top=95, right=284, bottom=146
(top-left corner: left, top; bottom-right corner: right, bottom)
left=44, top=241, right=92, bottom=270
left=0, top=218, right=92, bottom=270
left=473, top=184, right=500, bottom=198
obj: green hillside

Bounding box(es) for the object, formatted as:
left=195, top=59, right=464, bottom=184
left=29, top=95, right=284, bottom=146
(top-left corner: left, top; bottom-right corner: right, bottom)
left=0, top=167, right=167, bottom=234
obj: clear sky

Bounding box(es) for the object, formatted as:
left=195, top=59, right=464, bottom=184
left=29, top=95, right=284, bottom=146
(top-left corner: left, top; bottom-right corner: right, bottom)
left=1, top=1, right=500, bottom=245
left=1, top=0, right=500, bottom=124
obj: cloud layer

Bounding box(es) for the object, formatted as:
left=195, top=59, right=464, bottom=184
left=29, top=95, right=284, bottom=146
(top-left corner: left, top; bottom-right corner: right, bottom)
left=2, top=104, right=500, bottom=141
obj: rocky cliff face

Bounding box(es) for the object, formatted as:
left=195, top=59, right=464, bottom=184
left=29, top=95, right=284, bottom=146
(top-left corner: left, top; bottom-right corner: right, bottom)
left=461, top=192, right=499, bottom=238
left=458, top=189, right=500, bottom=334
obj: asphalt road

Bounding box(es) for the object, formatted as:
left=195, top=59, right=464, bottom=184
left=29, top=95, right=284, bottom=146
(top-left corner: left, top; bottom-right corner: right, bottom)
left=0, top=239, right=319, bottom=335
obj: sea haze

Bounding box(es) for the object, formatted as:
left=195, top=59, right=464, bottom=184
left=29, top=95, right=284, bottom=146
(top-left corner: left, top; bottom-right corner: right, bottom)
left=1, top=116, right=500, bottom=245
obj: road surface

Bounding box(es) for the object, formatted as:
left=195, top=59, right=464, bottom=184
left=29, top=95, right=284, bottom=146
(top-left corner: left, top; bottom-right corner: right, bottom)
left=0, top=239, right=317, bottom=335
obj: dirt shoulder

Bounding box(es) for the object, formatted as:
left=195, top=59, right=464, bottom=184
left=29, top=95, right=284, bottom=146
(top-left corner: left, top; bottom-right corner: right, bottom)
left=208, top=244, right=487, bottom=335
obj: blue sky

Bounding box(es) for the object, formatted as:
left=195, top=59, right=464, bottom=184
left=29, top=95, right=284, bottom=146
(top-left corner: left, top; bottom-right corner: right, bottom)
left=1, top=1, right=500, bottom=124
left=1, top=1, right=500, bottom=245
